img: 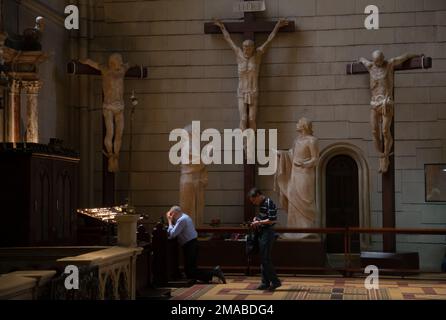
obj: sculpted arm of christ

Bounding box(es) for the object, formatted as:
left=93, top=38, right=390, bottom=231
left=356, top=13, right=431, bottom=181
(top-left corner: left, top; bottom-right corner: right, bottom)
left=81, top=54, right=130, bottom=172
left=214, top=19, right=288, bottom=130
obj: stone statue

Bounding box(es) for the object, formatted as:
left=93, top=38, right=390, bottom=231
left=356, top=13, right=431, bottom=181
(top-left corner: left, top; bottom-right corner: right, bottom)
left=214, top=19, right=288, bottom=130
left=35, top=16, right=45, bottom=32
left=81, top=53, right=130, bottom=172
left=359, top=50, right=420, bottom=173
left=275, top=118, right=319, bottom=239
left=179, top=125, right=208, bottom=226
left=33, top=16, right=45, bottom=43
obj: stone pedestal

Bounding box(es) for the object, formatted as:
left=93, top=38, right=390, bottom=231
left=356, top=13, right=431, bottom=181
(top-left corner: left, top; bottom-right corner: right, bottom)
left=0, top=274, right=37, bottom=300
left=23, top=81, right=42, bottom=143
left=116, top=214, right=139, bottom=248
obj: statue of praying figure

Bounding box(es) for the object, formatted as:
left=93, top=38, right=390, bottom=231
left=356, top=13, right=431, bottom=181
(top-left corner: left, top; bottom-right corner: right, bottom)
left=214, top=19, right=288, bottom=130
left=81, top=53, right=130, bottom=173
left=359, top=50, right=421, bottom=173
left=179, top=125, right=208, bottom=227
left=275, top=118, right=319, bottom=239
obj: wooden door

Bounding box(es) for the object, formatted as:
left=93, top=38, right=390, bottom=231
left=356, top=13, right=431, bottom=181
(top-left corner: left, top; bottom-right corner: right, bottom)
left=326, top=155, right=360, bottom=253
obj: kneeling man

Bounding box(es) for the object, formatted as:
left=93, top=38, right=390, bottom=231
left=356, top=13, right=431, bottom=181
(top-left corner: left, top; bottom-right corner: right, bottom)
left=167, top=206, right=226, bottom=284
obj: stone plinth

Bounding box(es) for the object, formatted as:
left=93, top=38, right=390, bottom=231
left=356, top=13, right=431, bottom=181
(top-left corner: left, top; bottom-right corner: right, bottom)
left=58, top=246, right=143, bottom=300
left=0, top=274, right=37, bottom=300
left=116, top=214, right=139, bottom=248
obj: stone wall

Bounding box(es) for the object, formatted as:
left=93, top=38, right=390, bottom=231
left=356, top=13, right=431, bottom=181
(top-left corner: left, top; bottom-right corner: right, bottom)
left=83, top=0, right=446, bottom=269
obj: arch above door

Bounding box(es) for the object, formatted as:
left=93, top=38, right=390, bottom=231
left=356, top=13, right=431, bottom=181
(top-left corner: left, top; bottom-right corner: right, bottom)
left=317, top=143, right=372, bottom=250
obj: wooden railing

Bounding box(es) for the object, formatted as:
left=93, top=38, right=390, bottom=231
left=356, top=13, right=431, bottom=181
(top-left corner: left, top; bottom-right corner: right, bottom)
left=151, top=224, right=446, bottom=283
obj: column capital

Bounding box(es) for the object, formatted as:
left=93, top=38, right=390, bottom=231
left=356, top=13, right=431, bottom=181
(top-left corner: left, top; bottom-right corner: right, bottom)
left=9, top=79, right=21, bottom=94
left=22, top=80, right=43, bottom=95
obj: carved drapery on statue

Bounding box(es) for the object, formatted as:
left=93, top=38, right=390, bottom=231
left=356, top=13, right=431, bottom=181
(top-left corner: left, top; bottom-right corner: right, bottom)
left=275, top=118, right=319, bottom=239
left=180, top=164, right=208, bottom=227
left=179, top=125, right=208, bottom=226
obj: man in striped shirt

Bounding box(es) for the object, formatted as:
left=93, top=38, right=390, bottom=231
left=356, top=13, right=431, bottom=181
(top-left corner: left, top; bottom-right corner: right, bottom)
left=248, top=188, right=282, bottom=291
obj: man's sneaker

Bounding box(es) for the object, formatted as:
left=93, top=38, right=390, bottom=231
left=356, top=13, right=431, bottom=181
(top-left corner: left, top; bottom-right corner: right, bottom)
left=256, top=284, right=270, bottom=290
left=214, top=266, right=227, bottom=284
left=268, top=282, right=282, bottom=291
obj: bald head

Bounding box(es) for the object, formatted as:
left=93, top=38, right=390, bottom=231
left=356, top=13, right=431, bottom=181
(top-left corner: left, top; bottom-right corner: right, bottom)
left=170, top=206, right=182, bottom=214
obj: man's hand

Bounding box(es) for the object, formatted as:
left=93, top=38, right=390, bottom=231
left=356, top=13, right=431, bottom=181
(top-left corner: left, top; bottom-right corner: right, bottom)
left=166, top=211, right=174, bottom=224
left=294, top=160, right=304, bottom=167
left=252, top=220, right=262, bottom=228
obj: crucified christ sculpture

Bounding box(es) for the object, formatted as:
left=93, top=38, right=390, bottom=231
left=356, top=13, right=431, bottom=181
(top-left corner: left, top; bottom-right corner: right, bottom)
left=214, top=18, right=288, bottom=131
left=81, top=53, right=130, bottom=173
left=359, top=50, right=421, bottom=173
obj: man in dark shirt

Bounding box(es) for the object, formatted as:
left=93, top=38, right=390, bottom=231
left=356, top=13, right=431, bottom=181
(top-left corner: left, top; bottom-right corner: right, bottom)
left=248, top=188, right=282, bottom=291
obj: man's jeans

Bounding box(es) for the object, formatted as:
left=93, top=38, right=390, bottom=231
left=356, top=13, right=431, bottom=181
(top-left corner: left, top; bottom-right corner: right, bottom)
left=258, top=227, right=280, bottom=286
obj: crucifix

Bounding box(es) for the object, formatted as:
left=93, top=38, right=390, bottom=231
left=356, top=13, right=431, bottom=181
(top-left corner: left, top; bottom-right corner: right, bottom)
left=205, top=0, right=295, bottom=221
left=347, top=52, right=432, bottom=252
left=67, top=56, right=148, bottom=207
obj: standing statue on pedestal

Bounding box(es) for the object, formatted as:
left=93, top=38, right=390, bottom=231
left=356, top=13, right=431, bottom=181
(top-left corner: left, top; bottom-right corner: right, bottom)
left=214, top=19, right=288, bottom=130
left=275, top=118, right=319, bottom=239
left=81, top=53, right=130, bottom=172
left=179, top=125, right=208, bottom=227
left=358, top=50, right=420, bottom=173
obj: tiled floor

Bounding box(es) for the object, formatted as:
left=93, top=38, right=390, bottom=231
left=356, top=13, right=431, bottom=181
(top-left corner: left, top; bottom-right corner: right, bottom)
left=171, top=276, right=446, bottom=300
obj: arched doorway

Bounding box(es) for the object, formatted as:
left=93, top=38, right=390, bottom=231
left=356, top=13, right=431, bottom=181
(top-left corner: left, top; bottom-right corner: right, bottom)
left=325, top=155, right=360, bottom=253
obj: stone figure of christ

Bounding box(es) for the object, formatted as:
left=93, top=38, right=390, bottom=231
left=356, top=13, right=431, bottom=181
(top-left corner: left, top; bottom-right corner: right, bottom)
left=81, top=53, right=130, bottom=173
left=214, top=19, right=289, bottom=130
left=359, top=50, right=421, bottom=173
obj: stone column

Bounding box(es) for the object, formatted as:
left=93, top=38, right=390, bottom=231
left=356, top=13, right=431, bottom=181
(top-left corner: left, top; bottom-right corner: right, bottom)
left=116, top=214, right=139, bottom=248
left=22, top=81, right=42, bottom=143
left=6, top=79, right=21, bottom=143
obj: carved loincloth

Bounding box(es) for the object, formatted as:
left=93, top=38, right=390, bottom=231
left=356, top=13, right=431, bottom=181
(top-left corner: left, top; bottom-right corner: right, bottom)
left=370, top=95, right=394, bottom=116
left=237, top=90, right=258, bottom=105
left=103, top=101, right=124, bottom=114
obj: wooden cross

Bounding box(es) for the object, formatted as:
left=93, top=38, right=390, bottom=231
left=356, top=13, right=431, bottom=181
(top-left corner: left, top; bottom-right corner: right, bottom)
left=346, top=55, right=432, bottom=252
left=67, top=60, right=149, bottom=207
left=205, top=0, right=295, bottom=222
left=204, top=1, right=295, bottom=41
